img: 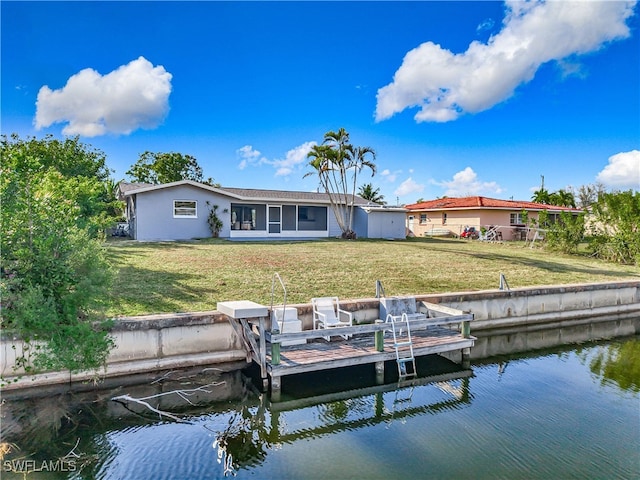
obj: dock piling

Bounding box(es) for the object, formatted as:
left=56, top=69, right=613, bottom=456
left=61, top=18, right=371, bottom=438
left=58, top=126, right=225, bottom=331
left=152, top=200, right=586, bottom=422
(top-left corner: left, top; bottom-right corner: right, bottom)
left=271, top=340, right=280, bottom=365
left=375, top=320, right=384, bottom=352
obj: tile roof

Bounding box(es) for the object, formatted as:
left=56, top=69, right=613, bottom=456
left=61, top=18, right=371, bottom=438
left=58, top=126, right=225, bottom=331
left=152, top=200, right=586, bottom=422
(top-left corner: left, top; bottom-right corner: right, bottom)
left=405, top=196, right=582, bottom=212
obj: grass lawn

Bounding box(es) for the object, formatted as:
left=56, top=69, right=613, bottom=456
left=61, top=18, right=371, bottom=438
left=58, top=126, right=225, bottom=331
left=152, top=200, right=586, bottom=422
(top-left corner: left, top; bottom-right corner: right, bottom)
left=105, top=237, right=639, bottom=317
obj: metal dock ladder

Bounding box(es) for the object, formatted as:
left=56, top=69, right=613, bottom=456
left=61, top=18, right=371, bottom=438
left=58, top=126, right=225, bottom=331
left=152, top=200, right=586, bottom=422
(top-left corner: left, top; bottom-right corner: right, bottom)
left=388, top=312, right=417, bottom=379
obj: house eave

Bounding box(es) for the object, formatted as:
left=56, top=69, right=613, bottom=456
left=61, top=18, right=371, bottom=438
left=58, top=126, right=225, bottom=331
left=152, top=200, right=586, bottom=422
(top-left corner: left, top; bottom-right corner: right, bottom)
left=123, top=180, right=243, bottom=199
left=407, top=205, right=581, bottom=213
left=121, top=180, right=370, bottom=207
left=363, top=206, right=408, bottom=213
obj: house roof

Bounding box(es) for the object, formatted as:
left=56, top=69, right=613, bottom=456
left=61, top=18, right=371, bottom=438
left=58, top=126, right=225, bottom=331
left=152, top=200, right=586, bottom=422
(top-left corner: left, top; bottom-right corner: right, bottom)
left=119, top=180, right=372, bottom=206
left=405, top=196, right=582, bottom=213
left=117, top=181, right=154, bottom=196
left=218, top=186, right=372, bottom=205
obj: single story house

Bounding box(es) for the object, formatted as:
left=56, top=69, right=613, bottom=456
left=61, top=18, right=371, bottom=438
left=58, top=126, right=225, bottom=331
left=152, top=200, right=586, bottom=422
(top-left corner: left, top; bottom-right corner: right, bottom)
left=405, top=196, right=583, bottom=240
left=118, top=180, right=407, bottom=241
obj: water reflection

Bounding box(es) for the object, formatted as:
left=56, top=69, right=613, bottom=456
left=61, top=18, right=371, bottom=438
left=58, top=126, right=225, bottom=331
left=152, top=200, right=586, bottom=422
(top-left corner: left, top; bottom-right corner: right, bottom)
left=0, top=337, right=638, bottom=479
left=580, top=339, right=640, bottom=392
left=211, top=364, right=472, bottom=476
left=0, top=368, right=252, bottom=478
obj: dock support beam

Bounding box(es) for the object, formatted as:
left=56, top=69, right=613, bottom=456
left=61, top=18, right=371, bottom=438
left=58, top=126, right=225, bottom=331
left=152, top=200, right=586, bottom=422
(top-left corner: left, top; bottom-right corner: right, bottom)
left=258, top=317, right=269, bottom=390
left=271, top=375, right=281, bottom=402
left=375, top=361, right=385, bottom=385
left=461, top=347, right=471, bottom=369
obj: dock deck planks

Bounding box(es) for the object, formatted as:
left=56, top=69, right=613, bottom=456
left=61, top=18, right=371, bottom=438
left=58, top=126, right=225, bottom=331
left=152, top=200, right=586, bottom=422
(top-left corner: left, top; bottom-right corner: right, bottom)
left=267, top=326, right=475, bottom=377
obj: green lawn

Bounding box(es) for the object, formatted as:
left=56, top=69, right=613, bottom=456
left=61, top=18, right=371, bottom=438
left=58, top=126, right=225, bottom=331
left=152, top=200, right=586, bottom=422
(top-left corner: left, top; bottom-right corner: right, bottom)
left=105, top=237, right=640, bottom=317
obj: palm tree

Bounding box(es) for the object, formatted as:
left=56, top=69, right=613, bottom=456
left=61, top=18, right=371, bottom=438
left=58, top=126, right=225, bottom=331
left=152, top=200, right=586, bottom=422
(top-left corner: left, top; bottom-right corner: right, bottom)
left=345, top=145, right=376, bottom=233
left=305, top=128, right=377, bottom=239
left=305, top=144, right=348, bottom=233
left=102, top=178, right=125, bottom=219
left=548, top=189, right=577, bottom=208
left=531, top=187, right=550, bottom=204
left=358, top=183, right=385, bottom=204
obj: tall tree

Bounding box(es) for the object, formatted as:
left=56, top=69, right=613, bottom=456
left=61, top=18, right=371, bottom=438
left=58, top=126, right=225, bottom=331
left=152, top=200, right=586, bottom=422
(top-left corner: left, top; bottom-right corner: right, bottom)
left=305, top=128, right=376, bottom=239
left=1, top=133, right=111, bottom=182
left=576, top=183, right=606, bottom=208
left=358, top=183, right=385, bottom=204
left=531, top=187, right=550, bottom=204
left=127, top=151, right=217, bottom=185
left=548, top=189, right=577, bottom=208
left=1, top=134, right=116, bottom=374
left=345, top=144, right=377, bottom=232
left=1, top=134, right=119, bottom=235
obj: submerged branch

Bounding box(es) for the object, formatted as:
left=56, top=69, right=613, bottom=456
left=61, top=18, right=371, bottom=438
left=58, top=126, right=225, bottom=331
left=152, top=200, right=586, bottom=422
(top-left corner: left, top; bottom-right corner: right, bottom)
left=111, top=381, right=224, bottom=421
left=111, top=395, right=187, bottom=422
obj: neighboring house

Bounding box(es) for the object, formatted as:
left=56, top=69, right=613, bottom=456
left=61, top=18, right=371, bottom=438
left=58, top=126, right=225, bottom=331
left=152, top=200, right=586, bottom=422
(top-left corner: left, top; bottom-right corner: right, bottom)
left=405, top=196, right=583, bottom=240
left=118, top=180, right=407, bottom=241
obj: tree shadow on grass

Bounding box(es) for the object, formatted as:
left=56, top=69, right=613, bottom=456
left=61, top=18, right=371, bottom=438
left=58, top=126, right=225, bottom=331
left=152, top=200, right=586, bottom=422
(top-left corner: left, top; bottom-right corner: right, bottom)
left=106, top=239, right=208, bottom=255
left=108, top=265, right=221, bottom=317
left=406, top=242, right=638, bottom=280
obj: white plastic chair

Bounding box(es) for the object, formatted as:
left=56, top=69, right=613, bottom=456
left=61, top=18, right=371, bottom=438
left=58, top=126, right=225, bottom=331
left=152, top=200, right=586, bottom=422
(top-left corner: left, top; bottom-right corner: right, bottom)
left=311, top=297, right=353, bottom=341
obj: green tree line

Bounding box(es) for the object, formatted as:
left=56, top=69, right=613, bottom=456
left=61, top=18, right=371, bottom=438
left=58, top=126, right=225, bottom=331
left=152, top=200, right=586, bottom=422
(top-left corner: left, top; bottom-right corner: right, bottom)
left=1, top=134, right=119, bottom=375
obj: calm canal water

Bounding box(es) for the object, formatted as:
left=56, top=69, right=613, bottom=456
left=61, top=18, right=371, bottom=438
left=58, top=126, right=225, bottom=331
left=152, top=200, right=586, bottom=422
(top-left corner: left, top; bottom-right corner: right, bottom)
left=1, top=336, right=638, bottom=479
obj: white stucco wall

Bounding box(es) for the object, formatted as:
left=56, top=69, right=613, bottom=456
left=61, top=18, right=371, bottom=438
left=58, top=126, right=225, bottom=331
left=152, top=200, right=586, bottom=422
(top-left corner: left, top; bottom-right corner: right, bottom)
left=134, top=185, right=231, bottom=241
left=130, top=183, right=405, bottom=242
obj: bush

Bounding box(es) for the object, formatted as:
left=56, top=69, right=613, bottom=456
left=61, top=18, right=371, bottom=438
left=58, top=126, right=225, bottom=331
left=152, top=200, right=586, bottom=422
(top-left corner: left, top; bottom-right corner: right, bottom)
left=543, top=211, right=585, bottom=254
left=588, top=190, right=640, bottom=265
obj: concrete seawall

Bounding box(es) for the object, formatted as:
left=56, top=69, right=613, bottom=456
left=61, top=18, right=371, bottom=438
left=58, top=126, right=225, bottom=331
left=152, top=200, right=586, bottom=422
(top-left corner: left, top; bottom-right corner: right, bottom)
left=1, top=280, right=638, bottom=391
left=419, top=280, right=639, bottom=360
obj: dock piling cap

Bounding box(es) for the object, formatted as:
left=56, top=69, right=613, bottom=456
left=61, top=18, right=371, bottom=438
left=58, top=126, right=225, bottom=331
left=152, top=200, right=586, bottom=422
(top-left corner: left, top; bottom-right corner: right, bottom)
left=217, top=300, right=269, bottom=319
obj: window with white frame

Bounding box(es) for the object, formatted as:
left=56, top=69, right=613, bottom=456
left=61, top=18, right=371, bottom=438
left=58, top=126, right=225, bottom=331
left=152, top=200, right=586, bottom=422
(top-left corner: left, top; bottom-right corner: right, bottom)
left=510, top=212, right=525, bottom=225
left=174, top=200, right=197, bottom=218
left=420, top=213, right=428, bottom=224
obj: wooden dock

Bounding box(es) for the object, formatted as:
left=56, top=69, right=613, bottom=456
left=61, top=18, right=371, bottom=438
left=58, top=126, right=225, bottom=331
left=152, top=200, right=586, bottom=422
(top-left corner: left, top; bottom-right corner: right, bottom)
left=268, top=326, right=473, bottom=376
left=221, top=300, right=475, bottom=397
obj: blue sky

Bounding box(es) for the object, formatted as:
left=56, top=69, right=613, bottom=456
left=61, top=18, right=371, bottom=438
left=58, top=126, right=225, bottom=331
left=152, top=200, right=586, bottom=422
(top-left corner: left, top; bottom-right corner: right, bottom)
left=2, top=1, right=639, bottom=204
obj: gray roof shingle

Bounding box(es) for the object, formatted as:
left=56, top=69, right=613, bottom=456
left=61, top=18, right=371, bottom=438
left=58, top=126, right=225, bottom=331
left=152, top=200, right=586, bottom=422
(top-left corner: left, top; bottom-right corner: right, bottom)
left=119, top=181, right=371, bottom=205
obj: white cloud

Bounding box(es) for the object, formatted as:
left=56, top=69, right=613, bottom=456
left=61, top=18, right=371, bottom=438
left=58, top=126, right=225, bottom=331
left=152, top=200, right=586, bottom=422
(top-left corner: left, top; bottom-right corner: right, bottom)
left=432, top=167, right=503, bottom=197
left=394, top=177, right=424, bottom=197
left=236, top=145, right=265, bottom=170
left=596, top=150, right=640, bottom=188
left=35, top=56, right=172, bottom=136
left=375, top=1, right=635, bottom=123
left=381, top=168, right=402, bottom=183
left=236, top=141, right=317, bottom=176
left=273, top=141, right=317, bottom=177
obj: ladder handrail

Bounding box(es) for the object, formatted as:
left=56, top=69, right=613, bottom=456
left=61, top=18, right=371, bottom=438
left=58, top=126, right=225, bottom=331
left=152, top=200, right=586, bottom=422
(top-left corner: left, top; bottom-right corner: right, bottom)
left=388, top=312, right=417, bottom=379
left=499, top=273, right=510, bottom=291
